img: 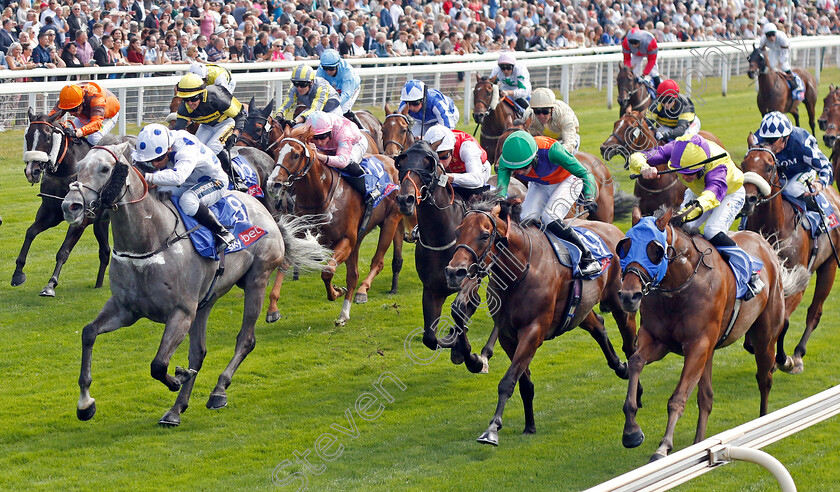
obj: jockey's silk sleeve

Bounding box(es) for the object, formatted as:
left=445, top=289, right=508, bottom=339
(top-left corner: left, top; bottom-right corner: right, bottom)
left=548, top=142, right=596, bottom=199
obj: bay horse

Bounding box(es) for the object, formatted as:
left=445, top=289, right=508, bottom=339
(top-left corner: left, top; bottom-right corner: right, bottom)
left=617, top=207, right=808, bottom=461
left=61, top=143, right=329, bottom=426
left=381, top=107, right=415, bottom=157
left=739, top=135, right=840, bottom=373
left=617, top=65, right=654, bottom=116
left=747, top=46, right=817, bottom=135
left=15, top=109, right=135, bottom=297
left=444, top=199, right=637, bottom=446
left=267, top=124, right=405, bottom=326
left=473, top=76, right=517, bottom=164
left=819, top=84, right=840, bottom=148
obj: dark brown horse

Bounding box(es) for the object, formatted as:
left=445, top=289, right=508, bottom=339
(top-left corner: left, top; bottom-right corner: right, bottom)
left=473, top=76, right=517, bottom=164
left=739, top=136, right=840, bottom=373
left=600, top=111, right=725, bottom=215
left=617, top=65, right=654, bottom=116
left=267, top=124, right=405, bottom=326
left=747, top=46, right=817, bottom=135
left=237, top=98, right=293, bottom=163
left=617, top=207, right=806, bottom=461
left=444, top=199, right=637, bottom=446
left=819, top=84, right=840, bottom=148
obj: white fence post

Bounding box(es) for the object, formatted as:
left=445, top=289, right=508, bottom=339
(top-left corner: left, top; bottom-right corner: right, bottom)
left=136, top=87, right=144, bottom=126
left=118, top=87, right=126, bottom=135
left=562, top=65, right=570, bottom=103
left=463, top=70, right=472, bottom=126
left=607, top=61, right=614, bottom=110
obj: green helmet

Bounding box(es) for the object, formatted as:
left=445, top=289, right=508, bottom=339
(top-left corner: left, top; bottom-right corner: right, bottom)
left=499, top=131, right=538, bottom=169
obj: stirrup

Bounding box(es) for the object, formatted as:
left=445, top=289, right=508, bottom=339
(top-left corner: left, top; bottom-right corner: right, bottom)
left=216, top=231, right=236, bottom=254
left=744, top=274, right=765, bottom=300
left=578, top=258, right=602, bottom=277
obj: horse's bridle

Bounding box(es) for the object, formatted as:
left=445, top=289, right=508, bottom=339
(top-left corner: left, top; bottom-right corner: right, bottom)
left=68, top=146, right=148, bottom=218
left=274, top=137, right=316, bottom=187
left=26, top=120, right=72, bottom=174
left=621, top=224, right=710, bottom=296
left=454, top=210, right=506, bottom=279
left=383, top=114, right=414, bottom=154
left=743, top=146, right=786, bottom=207
left=398, top=156, right=455, bottom=209
left=472, top=81, right=493, bottom=120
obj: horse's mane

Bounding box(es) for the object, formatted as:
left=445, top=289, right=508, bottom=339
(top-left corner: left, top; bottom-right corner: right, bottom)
left=478, top=76, right=490, bottom=82
left=467, top=196, right=522, bottom=223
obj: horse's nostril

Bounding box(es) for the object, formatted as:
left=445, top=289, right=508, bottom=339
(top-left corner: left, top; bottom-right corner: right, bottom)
left=748, top=195, right=758, bottom=204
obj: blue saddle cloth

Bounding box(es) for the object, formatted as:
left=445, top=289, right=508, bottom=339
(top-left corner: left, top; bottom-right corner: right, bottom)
left=171, top=194, right=268, bottom=260
left=340, top=156, right=398, bottom=208
left=717, top=246, right=764, bottom=299
left=785, top=193, right=839, bottom=238
left=788, top=73, right=805, bottom=101
left=230, top=153, right=264, bottom=198
left=544, top=226, right=613, bottom=279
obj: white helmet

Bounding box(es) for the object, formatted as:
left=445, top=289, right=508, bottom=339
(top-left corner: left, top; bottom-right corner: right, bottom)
left=132, top=124, right=172, bottom=162
left=189, top=62, right=208, bottom=79
left=763, top=22, right=777, bottom=34
left=498, top=51, right=516, bottom=66
left=530, top=88, right=556, bottom=108
left=423, top=124, right=455, bottom=152
left=757, top=111, right=793, bottom=139
left=401, top=79, right=425, bottom=102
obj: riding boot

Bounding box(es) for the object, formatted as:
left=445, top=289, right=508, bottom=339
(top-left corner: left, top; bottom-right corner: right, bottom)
left=342, top=160, right=377, bottom=205
left=710, top=231, right=765, bottom=300
left=217, top=151, right=248, bottom=192
left=652, top=75, right=661, bottom=89
left=193, top=203, right=237, bottom=255
left=545, top=219, right=601, bottom=277
left=796, top=193, right=821, bottom=213
left=343, top=110, right=368, bottom=131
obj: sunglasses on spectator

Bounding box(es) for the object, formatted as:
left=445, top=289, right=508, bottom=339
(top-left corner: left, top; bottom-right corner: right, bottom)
left=499, top=64, right=513, bottom=70
left=313, top=132, right=332, bottom=141
left=534, top=108, right=552, bottom=115
left=184, top=94, right=202, bottom=103
left=293, top=81, right=311, bottom=88
left=437, top=151, right=452, bottom=160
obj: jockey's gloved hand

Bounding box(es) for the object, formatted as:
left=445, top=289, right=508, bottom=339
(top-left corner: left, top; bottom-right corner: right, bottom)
left=63, top=125, right=77, bottom=139
left=579, top=197, right=598, bottom=215
left=678, top=200, right=703, bottom=222
left=225, top=133, right=238, bottom=150
left=654, top=131, right=664, bottom=141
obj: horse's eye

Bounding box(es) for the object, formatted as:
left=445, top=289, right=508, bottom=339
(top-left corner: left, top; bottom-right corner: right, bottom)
left=256, top=123, right=263, bottom=130
left=292, top=152, right=300, bottom=160
left=765, top=164, right=773, bottom=173
left=478, top=231, right=491, bottom=241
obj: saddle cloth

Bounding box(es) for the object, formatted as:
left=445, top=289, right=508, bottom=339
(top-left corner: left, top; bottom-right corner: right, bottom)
left=716, top=245, right=764, bottom=299
left=230, top=152, right=264, bottom=198
left=786, top=73, right=805, bottom=101
left=544, top=226, right=613, bottom=280
left=340, top=155, right=398, bottom=208
left=172, top=194, right=268, bottom=260
left=786, top=193, right=839, bottom=239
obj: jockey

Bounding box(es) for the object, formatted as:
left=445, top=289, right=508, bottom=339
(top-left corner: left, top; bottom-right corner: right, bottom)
left=422, top=124, right=491, bottom=200
left=277, top=64, right=343, bottom=124
left=496, top=130, right=601, bottom=276
left=622, top=27, right=661, bottom=89
left=398, top=79, right=460, bottom=137
left=307, top=111, right=378, bottom=205
left=754, top=111, right=833, bottom=211
left=759, top=23, right=803, bottom=100
left=630, top=134, right=764, bottom=299
left=50, top=82, right=120, bottom=145
left=189, top=62, right=236, bottom=95
left=132, top=123, right=235, bottom=254
left=488, top=51, right=531, bottom=110
left=522, top=87, right=580, bottom=154
left=645, top=79, right=700, bottom=143
left=174, top=73, right=248, bottom=192
left=316, top=49, right=366, bottom=130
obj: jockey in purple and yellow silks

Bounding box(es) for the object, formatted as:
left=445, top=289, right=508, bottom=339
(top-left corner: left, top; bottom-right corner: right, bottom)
left=630, top=133, right=764, bottom=299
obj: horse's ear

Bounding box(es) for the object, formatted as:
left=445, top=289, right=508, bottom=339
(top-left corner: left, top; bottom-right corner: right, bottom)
left=655, top=209, right=672, bottom=231
left=430, top=139, right=442, bottom=151
left=384, top=101, right=392, bottom=115
left=27, top=107, right=35, bottom=122
left=631, top=206, right=641, bottom=226
left=47, top=111, right=61, bottom=123
left=265, top=98, right=275, bottom=115
left=248, top=96, right=255, bottom=112
left=831, top=84, right=835, bottom=92
left=747, top=132, right=757, bottom=147
left=116, top=141, right=133, bottom=161
left=283, top=124, right=291, bottom=137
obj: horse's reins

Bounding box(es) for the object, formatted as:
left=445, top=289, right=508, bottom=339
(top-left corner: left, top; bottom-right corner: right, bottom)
left=28, top=120, right=72, bottom=175
left=275, top=137, right=339, bottom=211
left=743, top=147, right=786, bottom=206
left=454, top=210, right=530, bottom=287
left=383, top=114, right=414, bottom=154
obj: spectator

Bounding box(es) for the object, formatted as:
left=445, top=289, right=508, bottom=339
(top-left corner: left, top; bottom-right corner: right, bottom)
left=243, top=34, right=256, bottom=62
left=268, top=38, right=285, bottom=60
left=194, top=34, right=209, bottom=61
left=89, top=22, right=103, bottom=50
left=61, top=40, right=85, bottom=68
left=206, top=36, right=227, bottom=62
left=338, top=31, right=353, bottom=57
left=31, top=29, right=56, bottom=68
left=145, top=5, right=160, bottom=30
left=125, top=35, right=143, bottom=64
left=254, top=31, right=269, bottom=59
left=293, top=35, right=308, bottom=58
left=6, top=42, right=36, bottom=75
left=229, top=35, right=245, bottom=62
left=0, top=18, right=17, bottom=54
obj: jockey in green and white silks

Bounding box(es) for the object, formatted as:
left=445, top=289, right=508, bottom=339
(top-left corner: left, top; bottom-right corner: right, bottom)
left=488, top=51, right=531, bottom=110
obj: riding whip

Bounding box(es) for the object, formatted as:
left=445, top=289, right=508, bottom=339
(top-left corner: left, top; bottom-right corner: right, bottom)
left=806, top=180, right=840, bottom=268
left=630, top=153, right=727, bottom=179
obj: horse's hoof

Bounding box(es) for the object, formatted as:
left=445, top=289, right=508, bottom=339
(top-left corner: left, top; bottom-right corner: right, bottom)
left=77, top=401, right=96, bottom=421
left=334, top=318, right=347, bottom=327
left=477, top=430, right=499, bottom=446
left=354, top=292, right=368, bottom=304
left=450, top=350, right=465, bottom=365
left=158, top=411, right=181, bottom=427
left=790, top=357, right=804, bottom=375
left=206, top=393, right=228, bottom=410
left=648, top=452, right=666, bottom=463
left=265, top=311, right=283, bottom=323
left=465, top=355, right=485, bottom=374
left=479, top=355, right=490, bottom=374
left=11, top=272, right=26, bottom=287
left=174, top=366, right=196, bottom=386
left=39, top=286, right=56, bottom=297
left=615, top=362, right=629, bottom=380
left=622, top=429, right=645, bottom=448
left=776, top=355, right=795, bottom=374
left=523, top=426, right=536, bottom=435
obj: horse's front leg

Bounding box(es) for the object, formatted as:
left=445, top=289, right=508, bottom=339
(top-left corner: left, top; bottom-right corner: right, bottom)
left=623, top=329, right=668, bottom=449
left=793, top=257, right=837, bottom=373
left=92, top=216, right=111, bottom=289
left=150, top=309, right=195, bottom=393
left=336, top=244, right=361, bottom=326
left=694, top=355, right=715, bottom=444
left=12, top=204, right=64, bottom=287
left=580, top=311, right=627, bottom=379
left=41, top=223, right=88, bottom=297
left=355, top=214, right=400, bottom=303
left=477, top=323, right=541, bottom=446
left=77, top=298, right=139, bottom=420
left=421, top=286, right=448, bottom=351
left=160, top=307, right=211, bottom=427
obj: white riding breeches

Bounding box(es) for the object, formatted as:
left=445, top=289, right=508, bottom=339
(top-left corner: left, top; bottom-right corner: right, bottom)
left=682, top=186, right=745, bottom=239
left=177, top=178, right=228, bottom=216
left=341, top=85, right=361, bottom=113
left=630, top=55, right=659, bottom=78
left=520, top=176, right=583, bottom=225
left=196, top=119, right=235, bottom=155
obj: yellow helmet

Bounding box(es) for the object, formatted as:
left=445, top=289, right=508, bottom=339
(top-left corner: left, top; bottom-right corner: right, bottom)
left=291, top=64, right=315, bottom=83
left=58, top=84, right=85, bottom=110
left=176, top=73, right=206, bottom=98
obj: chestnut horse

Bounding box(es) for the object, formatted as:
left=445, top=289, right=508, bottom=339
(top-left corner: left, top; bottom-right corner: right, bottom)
left=444, top=199, right=637, bottom=446
left=617, top=65, right=654, bottom=116
left=617, top=207, right=807, bottom=461
left=747, top=46, right=817, bottom=135
left=473, top=76, right=518, bottom=164
left=381, top=106, right=415, bottom=157
left=600, top=111, right=724, bottom=215
left=818, top=84, right=840, bottom=147
left=739, top=136, right=840, bottom=373
left=267, top=124, right=404, bottom=326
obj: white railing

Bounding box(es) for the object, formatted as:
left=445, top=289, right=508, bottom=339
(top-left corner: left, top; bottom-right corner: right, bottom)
left=585, top=384, right=840, bottom=492
left=2, top=36, right=840, bottom=132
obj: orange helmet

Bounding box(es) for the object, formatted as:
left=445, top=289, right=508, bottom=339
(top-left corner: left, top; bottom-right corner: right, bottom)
left=58, top=84, right=84, bottom=110
left=656, top=79, right=680, bottom=98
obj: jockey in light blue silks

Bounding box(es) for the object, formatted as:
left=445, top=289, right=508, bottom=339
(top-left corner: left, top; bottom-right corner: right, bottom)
left=752, top=111, right=834, bottom=212
left=316, top=49, right=366, bottom=130
left=630, top=133, right=765, bottom=299
left=398, top=79, right=460, bottom=137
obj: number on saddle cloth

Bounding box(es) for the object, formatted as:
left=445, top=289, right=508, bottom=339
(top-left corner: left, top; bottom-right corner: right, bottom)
left=230, top=154, right=263, bottom=197
left=343, top=156, right=398, bottom=208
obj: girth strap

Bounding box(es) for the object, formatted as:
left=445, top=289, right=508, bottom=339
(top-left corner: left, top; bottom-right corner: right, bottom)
left=547, top=278, right=583, bottom=340
left=715, top=298, right=742, bottom=349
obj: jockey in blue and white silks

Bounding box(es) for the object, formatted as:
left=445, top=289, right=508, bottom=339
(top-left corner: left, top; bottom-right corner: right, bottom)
left=316, top=49, right=361, bottom=114
left=398, top=79, right=460, bottom=137
left=754, top=111, right=833, bottom=208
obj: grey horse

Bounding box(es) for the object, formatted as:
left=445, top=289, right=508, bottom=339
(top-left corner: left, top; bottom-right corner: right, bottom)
left=62, top=142, right=330, bottom=426
left=15, top=109, right=136, bottom=297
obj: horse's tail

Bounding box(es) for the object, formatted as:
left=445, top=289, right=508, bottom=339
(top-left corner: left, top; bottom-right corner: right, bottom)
left=276, top=214, right=332, bottom=273
left=778, top=262, right=811, bottom=298
left=612, top=184, right=638, bottom=221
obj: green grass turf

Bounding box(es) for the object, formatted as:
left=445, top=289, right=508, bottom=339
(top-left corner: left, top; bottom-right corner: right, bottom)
left=0, top=68, right=839, bottom=491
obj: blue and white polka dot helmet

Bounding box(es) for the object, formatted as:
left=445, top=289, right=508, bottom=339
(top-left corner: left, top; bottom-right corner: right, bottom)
left=132, top=123, right=172, bottom=162
left=757, top=111, right=793, bottom=140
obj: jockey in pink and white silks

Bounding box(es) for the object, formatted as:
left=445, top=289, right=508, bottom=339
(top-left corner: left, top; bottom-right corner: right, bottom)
left=307, top=111, right=378, bottom=204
